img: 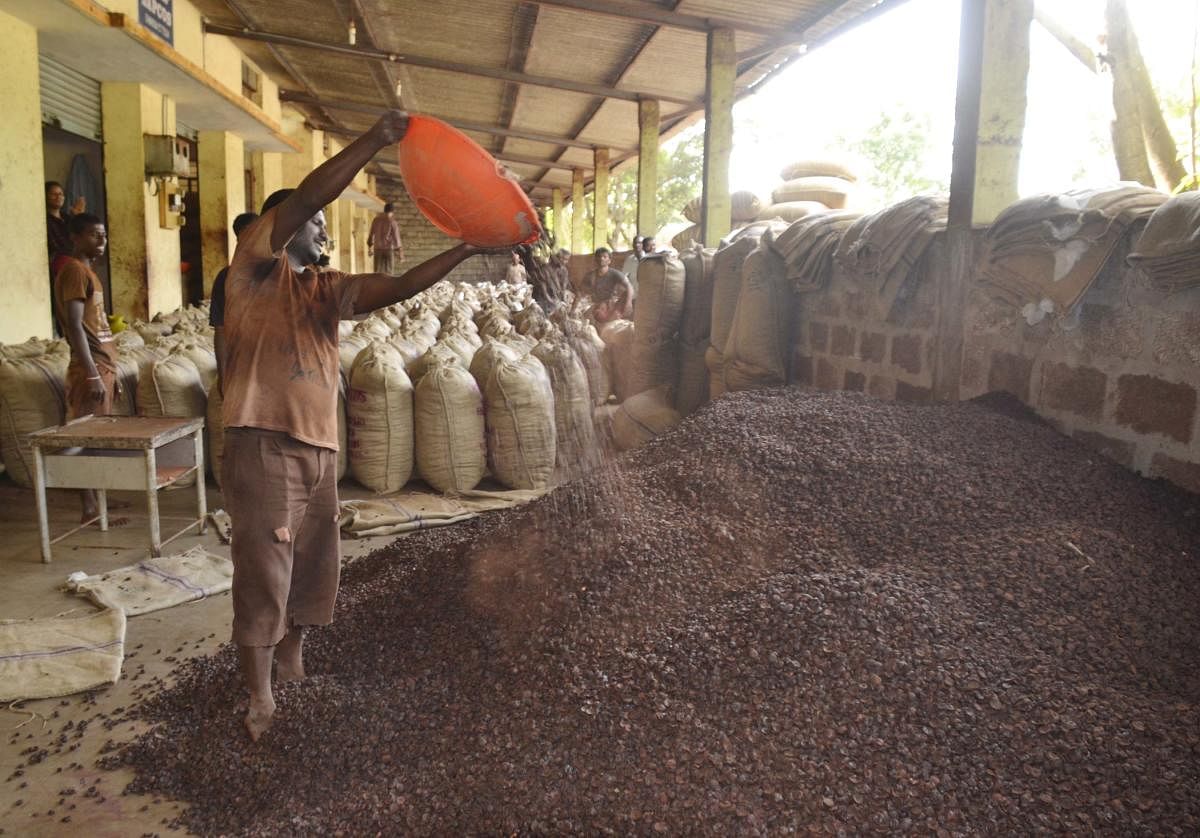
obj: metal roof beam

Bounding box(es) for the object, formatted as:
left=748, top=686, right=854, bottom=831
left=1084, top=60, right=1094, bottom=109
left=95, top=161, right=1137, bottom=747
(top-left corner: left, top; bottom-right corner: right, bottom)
left=330, top=127, right=588, bottom=171
left=527, top=0, right=802, bottom=40
left=205, top=22, right=693, bottom=106
left=281, top=91, right=616, bottom=151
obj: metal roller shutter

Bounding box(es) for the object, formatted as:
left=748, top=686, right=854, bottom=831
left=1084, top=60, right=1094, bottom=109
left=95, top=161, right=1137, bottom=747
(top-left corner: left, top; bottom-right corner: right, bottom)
left=39, top=56, right=102, bottom=141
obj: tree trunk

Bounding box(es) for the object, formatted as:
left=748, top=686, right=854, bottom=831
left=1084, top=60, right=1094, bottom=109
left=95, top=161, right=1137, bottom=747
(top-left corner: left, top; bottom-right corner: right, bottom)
left=1105, top=0, right=1156, bottom=186
left=1033, top=6, right=1098, bottom=73
left=1111, top=0, right=1189, bottom=190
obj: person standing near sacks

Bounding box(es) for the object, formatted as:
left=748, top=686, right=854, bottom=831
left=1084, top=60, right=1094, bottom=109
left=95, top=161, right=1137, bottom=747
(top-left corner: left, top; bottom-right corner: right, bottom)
left=367, top=201, right=404, bottom=274
left=222, top=110, right=493, bottom=741
left=52, top=213, right=127, bottom=527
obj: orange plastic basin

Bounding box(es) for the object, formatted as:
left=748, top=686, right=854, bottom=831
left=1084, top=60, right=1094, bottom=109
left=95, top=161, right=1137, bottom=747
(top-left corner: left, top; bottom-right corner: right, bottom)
left=397, top=115, right=541, bottom=248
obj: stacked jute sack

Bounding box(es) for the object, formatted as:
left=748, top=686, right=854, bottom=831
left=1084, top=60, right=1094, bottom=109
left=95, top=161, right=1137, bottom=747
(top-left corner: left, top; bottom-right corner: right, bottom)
left=0, top=303, right=215, bottom=489
left=334, top=280, right=608, bottom=495
left=758, top=157, right=858, bottom=223
left=672, top=191, right=764, bottom=251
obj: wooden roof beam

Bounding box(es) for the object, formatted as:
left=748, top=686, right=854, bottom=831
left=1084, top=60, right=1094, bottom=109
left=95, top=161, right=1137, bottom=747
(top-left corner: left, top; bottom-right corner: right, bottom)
left=205, top=22, right=693, bottom=105
left=281, top=90, right=619, bottom=151
left=527, top=0, right=803, bottom=40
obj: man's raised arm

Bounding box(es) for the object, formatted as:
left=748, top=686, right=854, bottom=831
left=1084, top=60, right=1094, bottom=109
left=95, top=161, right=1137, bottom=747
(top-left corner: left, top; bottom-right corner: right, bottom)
left=271, top=111, right=408, bottom=253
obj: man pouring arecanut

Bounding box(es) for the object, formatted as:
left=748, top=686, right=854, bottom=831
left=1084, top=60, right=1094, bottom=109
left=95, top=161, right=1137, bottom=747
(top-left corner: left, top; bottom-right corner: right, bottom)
left=222, top=110, right=491, bottom=741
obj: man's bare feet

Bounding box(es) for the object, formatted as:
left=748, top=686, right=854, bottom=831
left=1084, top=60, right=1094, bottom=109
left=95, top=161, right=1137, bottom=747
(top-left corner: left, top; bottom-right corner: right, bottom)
left=244, top=696, right=276, bottom=741
left=276, top=627, right=306, bottom=683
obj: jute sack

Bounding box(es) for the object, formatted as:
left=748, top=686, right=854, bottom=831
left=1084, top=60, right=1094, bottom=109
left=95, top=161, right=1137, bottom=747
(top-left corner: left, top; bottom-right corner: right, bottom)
left=138, top=352, right=207, bottom=487
left=407, top=343, right=460, bottom=385
left=484, top=355, right=556, bottom=490
left=731, top=190, right=764, bottom=223
left=338, top=332, right=372, bottom=380
left=112, top=344, right=166, bottom=417
left=354, top=316, right=392, bottom=342
left=438, top=331, right=478, bottom=368
left=206, top=383, right=225, bottom=486
left=387, top=332, right=425, bottom=369
left=469, top=339, right=521, bottom=393
left=631, top=253, right=686, bottom=394
left=337, top=383, right=348, bottom=483
left=0, top=338, right=57, bottom=360
left=710, top=236, right=760, bottom=360
left=772, top=176, right=852, bottom=209
left=564, top=320, right=610, bottom=406
left=679, top=243, right=717, bottom=346
left=671, top=224, right=701, bottom=253
left=113, top=330, right=146, bottom=351
left=612, top=386, right=681, bottom=452
left=175, top=342, right=218, bottom=395
left=415, top=357, right=486, bottom=493
left=705, top=345, right=726, bottom=400
left=756, top=201, right=828, bottom=223
left=675, top=342, right=710, bottom=417
left=138, top=353, right=206, bottom=420
left=599, top=318, right=637, bottom=403
left=533, top=339, right=597, bottom=476
left=780, top=158, right=859, bottom=182
left=723, top=231, right=791, bottom=391
left=348, top=341, right=414, bottom=494
left=0, top=355, right=68, bottom=487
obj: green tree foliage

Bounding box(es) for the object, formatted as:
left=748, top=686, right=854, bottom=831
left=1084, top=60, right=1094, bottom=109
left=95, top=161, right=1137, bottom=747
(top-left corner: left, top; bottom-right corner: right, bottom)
left=606, top=133, right=705, bottom=249
left=839, top=110, right=949, bottom=206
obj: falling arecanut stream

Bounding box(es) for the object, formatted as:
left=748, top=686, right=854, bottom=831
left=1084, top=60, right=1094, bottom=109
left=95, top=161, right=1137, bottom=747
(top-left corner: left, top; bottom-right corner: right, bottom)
left=59, top=387, right=1200, bottom=833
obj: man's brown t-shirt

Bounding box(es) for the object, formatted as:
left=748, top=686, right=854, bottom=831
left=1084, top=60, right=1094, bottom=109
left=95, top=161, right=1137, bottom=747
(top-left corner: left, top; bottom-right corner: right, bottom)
left=222, top=208, right=365, bottom=450
left=53, top=258, right=117, bottom=374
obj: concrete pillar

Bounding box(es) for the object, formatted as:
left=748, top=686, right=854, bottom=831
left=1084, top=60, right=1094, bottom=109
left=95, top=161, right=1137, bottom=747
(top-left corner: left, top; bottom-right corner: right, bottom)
left=973, top=0, right=1033, bottom=225
left=101, top=83, right=182, bottom=320
left=571, top=169, right=586, bottom=254
left=198, top=131, right=246, bottom=296
left=337, top=199, right=355, bottom=272
left=552, top=188, right=565, bottom=249
left=637, top=99, right=660, bottom=238
left=281, top=110, right=323, bottom=189
left=356, top=205, right=371, bottom=270
left=701, top=28, right=735, bottom=248
left=593, top=148, right=610, bottom=251
left=0, top=10, right=52, bottom=341
left=250, top=151, right=283, bottom=213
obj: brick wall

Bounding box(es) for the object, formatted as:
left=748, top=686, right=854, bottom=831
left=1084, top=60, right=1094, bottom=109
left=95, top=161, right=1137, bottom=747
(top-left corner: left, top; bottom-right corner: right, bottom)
left=791, top=241, right=940, bottom=406
left=785, top=228, right=1200, bottom=494
left=389, top=189, right=507, bottom=283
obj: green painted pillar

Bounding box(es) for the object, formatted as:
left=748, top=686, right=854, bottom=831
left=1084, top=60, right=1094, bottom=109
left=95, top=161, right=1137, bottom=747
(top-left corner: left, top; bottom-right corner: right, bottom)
left=701, top=28, right=735, bottom=248
left=593, top=148, right=610, bottom=250
left=571, top=168, right=586, bottom=254
left=637, top=98, right=660, bottom=238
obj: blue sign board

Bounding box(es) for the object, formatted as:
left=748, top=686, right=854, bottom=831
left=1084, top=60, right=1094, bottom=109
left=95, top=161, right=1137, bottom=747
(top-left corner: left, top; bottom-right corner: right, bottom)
left=139, top=0, right=174, bottom=47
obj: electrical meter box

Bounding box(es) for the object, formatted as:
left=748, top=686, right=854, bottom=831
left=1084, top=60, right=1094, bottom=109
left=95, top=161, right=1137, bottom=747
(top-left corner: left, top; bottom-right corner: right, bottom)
left=144, top=135, right=191, bottom=177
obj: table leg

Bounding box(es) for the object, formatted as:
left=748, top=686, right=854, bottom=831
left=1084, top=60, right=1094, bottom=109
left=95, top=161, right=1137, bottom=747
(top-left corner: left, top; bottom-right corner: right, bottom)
left=194, top=429, right=207, bottom=534
left=98, top=489, right=108, bottom=532
left=145, top=448, right=161, bottom=558
left=33, top=446, right=51, bottom=564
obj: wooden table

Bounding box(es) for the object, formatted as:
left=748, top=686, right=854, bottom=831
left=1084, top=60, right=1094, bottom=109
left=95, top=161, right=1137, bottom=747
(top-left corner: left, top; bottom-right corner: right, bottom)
left=29, top=415, right=207, bottom=563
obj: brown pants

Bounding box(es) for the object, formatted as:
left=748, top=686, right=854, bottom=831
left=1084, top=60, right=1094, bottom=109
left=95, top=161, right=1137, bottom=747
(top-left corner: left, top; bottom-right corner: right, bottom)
left=373, top=249, right=397, bottom=275
left=65, top=366, right=117, bottom=420
left=222, top=428, right=341, bottom=647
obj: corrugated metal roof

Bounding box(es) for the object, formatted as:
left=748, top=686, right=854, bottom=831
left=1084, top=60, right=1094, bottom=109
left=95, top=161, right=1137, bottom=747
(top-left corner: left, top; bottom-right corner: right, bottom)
left=208, top=0, right=900, bottom=201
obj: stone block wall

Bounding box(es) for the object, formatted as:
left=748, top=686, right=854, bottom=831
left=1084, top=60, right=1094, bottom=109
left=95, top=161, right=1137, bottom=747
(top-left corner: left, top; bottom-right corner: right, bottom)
left=790, top=241, right=941, bottom=406
left=786, top=228, right=1200, bottom=494
left=389, top=189, right=509, bottom=283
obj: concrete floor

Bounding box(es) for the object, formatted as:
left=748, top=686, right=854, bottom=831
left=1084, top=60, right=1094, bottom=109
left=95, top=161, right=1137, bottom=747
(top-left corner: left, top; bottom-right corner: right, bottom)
left=0, top=474, right=396, bottom=836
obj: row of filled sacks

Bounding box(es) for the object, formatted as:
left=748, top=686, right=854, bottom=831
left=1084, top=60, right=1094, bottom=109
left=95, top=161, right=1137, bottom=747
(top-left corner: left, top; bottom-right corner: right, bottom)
left=0, top=328, right=227, bottom=488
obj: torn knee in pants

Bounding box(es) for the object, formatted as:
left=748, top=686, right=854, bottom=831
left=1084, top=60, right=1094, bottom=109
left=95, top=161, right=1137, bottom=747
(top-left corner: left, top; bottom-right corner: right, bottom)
left=273, top=526, right=292, bottom=543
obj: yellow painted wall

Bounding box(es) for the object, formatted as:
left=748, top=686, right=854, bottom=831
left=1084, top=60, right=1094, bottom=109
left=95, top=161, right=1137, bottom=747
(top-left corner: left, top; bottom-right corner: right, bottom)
left=202, top=33, right=242, bottom=95
left=102, top=82, right=182, bottom=320
left=251, top=152, right=283, bottom=213
left=0, top=10, right=52, bottom=342
left=260, top=75, right=282, bottom=124
left=199, top=131, right=246, bottom=294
